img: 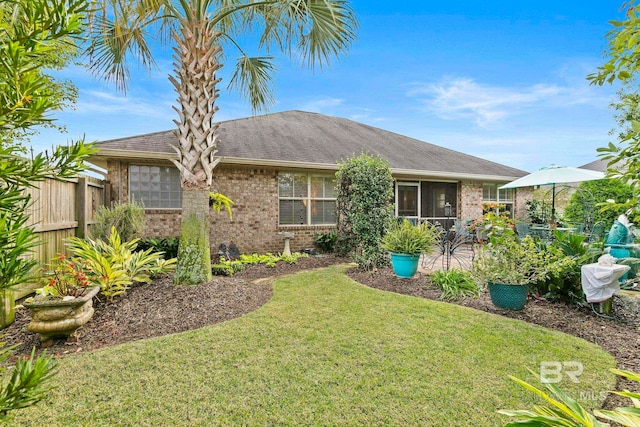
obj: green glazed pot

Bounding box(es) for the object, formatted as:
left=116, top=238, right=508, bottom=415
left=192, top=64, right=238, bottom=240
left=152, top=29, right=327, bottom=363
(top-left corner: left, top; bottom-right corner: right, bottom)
left=488, top=282, right=529, bottom=311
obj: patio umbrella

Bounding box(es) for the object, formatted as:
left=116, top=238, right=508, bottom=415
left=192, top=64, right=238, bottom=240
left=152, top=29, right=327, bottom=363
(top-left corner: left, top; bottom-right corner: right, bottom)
left=499, top=165, right=605, bottom=222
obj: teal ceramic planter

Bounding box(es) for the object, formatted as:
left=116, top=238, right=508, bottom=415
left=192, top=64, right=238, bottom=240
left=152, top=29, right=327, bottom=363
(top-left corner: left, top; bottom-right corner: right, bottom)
left=390, top=253, right=421, bottom=278
left=488, top=282, right=529, bottom=311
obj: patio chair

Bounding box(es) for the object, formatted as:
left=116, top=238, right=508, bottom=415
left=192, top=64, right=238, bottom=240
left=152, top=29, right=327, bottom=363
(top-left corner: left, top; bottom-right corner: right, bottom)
left=515, top=223, right=531, bottom=238
left=588, top=222, right=605, bottom=244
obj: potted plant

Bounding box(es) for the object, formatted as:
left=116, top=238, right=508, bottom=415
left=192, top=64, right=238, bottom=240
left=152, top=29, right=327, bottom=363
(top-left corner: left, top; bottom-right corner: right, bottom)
left=471, top=235, right=563, bottom=310
left=381, top=219, right=439, bottom=278
left=23, top=254, right=100, bottom=347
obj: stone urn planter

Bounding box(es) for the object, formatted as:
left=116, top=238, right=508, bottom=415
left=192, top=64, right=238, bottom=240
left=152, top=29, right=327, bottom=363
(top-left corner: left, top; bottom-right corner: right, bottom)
left=23, top=286, right=100, bottom=347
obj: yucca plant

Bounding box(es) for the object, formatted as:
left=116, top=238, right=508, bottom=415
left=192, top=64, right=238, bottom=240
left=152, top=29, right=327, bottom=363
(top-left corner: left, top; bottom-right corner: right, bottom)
left=381, top=220, right=439, bottom=255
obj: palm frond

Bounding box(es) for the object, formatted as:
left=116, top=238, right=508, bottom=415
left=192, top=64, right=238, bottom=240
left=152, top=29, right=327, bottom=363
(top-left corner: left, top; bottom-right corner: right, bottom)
left=228, top=55, right=275, bottom=112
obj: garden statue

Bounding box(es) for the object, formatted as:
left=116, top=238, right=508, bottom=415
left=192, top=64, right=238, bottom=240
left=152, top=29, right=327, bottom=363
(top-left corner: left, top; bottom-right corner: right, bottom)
left=605, top=214, right=632, bottom=245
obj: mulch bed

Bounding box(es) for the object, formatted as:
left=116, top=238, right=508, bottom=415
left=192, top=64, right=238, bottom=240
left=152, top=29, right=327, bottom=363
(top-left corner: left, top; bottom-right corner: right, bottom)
left=3, top=256, right=639, bottom=410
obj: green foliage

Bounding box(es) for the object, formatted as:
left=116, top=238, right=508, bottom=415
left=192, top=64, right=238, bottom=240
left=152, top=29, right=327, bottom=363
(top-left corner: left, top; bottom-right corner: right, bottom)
left=137, top=237, right=179, bottom=260
left=0, top=0, right=86, bottom=132
left=501, top=368, right=640, bottom=427
left=212, top=252, right=309, bottom=276
left=588, top=1, right=640, bottom=86
left=534, top=231, right=603, bottom=304
left=471, top=211, right=515, bottom=241
left=91, top=201, right=145, bottom=243
left=564, top=179, right=635, bottom=226
left=209, top=192, right=234, bottom=221
left=35, top=254, right=92, bottom=298
left=430, top=268, right=480, bottom=300
left=526, top=199, right=552, bottom=225
left=314, top=230, right=337, bottom=253
left=381, top=219, right=439, bottom=255
left=472, top=235, right=573, bottom=286
left=335, top=153, right=394, bottom=270
left=66, top=227, right=176, bottom=299
left=0, top=344, right=56, bottom=421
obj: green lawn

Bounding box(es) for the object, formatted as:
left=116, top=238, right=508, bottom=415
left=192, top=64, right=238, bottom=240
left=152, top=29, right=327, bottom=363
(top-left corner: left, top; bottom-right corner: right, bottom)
left=9, top=265, right=616, bottom=426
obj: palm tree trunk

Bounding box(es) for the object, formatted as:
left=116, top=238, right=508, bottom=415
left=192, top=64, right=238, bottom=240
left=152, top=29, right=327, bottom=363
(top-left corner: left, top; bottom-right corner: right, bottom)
left=170, top=17, right=222, bottom=285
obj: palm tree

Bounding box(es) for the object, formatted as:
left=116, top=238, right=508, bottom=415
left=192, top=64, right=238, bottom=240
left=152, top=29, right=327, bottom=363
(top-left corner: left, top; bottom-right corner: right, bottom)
left=87, top=0, right=357, bottom=284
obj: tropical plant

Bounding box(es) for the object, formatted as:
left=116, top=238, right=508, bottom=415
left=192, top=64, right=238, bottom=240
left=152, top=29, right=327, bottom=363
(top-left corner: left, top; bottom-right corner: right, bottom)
left=430, top=268, right=479, bottom=300
left=335, top=153, right=394, bottom=270
left=137, top=237, right=180, bottom=260
left=314, top=230, right=337, bottom=253
left=66, top=227, right=176, bottom=299
left=86, top=0, right=357, bottom=286
left=500, top=368, right=640, bottom=427
left=472, top=235, right=572, bottom=286
left=0, top=344, right=56, bottom=421
left=381, top=219, right=439, bottom=255
left=533, top=231, right=602, bottom=304
left=209, top=192, right=234, bottom=221
left=91, top=201, right=145, bottom=242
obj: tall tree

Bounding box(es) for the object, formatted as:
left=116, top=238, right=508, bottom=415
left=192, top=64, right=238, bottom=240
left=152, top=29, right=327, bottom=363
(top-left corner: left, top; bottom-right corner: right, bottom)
left=88, top=0, right=357, bottom=285
left=589, top=1, right=640, bottom=218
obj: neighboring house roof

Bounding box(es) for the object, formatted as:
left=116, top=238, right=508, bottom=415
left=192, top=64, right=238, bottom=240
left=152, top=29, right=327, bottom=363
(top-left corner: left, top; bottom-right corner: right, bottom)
left=579, top=159, right=608, bottom=172
left=91, top=110, right=528, bottom=181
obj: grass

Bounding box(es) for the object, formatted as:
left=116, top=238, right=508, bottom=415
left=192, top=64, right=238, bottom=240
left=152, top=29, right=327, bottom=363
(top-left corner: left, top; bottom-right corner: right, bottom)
left=9, top=265, right=616, bottom=426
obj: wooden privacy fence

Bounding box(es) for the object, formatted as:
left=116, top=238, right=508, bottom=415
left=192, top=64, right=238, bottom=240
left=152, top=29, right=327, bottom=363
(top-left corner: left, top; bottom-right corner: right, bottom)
left=16, top=175, right=109, bottom=298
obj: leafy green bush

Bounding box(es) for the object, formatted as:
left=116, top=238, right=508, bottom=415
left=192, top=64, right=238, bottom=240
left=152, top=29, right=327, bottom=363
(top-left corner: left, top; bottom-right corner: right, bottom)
left=212, top=252, right=308, bottom=276
left=564, top=179, right=635, bottom=227
left=137, top=237, right=179, bottom=259
left=535, top=231, right=603, bottom=303
left=91, top=201, right=145, bottom=243
left=430, top=268, right=479, bottom=300
left=314, top=230, right=337, bottom=253
left=381, top=219, right=439, bottom=255
left=335, top=153, right=394, bottom=270
left=0, top=344, right=56, bottom=421
left=66, top=227, right=176, bottom=299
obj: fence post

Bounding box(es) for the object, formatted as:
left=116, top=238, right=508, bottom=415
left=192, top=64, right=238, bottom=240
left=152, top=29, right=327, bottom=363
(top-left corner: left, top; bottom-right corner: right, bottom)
left=76, top=176, right=87, bottom=238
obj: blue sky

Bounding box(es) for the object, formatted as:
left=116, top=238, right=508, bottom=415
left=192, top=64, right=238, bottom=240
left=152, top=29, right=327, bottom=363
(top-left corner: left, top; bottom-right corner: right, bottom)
left=31, top=1, right=627, bottom=173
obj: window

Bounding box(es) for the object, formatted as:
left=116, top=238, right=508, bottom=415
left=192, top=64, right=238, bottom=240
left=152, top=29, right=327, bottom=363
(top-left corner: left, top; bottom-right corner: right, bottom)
left=129, top=165, right=182, bottom=209
left=482, top=183, right=514, bottom=215
left=278, top=173, right=336, bottom=225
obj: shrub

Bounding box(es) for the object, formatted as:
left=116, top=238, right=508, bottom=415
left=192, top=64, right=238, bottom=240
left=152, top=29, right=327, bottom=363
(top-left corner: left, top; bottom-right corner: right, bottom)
left=564, top=179, right=635, bottom=226
left=430, top=269, right=479, bottom=300
left=314, top=230, right=337, bottom=253
left=137, top=237, right=180, bottom=259
left=35, top=254, right=92, bottom=298
left=0, top=344, right=56, bottom=421
left=335, top=153, right=394, bottom=270
left=212, top=252, right=308, bottom=276
left=91, top=201, right=145, bottom=242
left=66, top=227, right=176, bottom=299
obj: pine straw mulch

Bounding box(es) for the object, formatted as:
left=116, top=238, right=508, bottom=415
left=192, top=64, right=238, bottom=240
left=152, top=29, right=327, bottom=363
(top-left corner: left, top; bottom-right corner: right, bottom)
left=3, top=257, right=639, bottom=410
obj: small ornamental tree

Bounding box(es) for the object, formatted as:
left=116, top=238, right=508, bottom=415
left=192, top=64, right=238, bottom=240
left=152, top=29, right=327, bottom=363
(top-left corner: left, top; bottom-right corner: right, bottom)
left=335, top=153, right=394, bottom=270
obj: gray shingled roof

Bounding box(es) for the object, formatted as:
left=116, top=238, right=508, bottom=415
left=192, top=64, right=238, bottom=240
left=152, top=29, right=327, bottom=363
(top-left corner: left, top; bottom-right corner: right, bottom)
left=94, top=110, right=527, bottom=178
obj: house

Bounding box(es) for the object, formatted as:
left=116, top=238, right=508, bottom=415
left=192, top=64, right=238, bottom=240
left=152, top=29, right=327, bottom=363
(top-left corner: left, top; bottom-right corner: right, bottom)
left=89, top=110, right=529, bottom=253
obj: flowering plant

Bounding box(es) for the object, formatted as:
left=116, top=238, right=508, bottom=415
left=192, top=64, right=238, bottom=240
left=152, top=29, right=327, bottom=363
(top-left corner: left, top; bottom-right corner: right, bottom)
left=35, top=254, right=95, bottom=298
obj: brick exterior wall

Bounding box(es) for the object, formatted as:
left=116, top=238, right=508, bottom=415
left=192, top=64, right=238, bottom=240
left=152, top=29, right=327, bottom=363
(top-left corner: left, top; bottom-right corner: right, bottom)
left=514, top=187, right=534, bottom=222
left=107, top=160, right=533, bottom=253
left=460, top=181, right=483, bottom=223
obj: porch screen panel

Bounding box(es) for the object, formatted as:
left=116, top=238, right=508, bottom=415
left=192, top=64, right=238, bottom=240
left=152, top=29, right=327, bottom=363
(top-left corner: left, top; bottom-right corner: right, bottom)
left=397, top=184, right=418, bottom=217
left=129, top=165, right=182, bottom=208
left=421, top=182, right=458, bottom=217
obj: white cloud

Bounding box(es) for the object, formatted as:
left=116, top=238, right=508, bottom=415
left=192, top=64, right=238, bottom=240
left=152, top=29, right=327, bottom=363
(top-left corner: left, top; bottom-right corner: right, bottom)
left=78, top=90, right=174, bottom=119
left=407, top=77, right=608, bottom=127
left=300, top=97, right=345, bottom=112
